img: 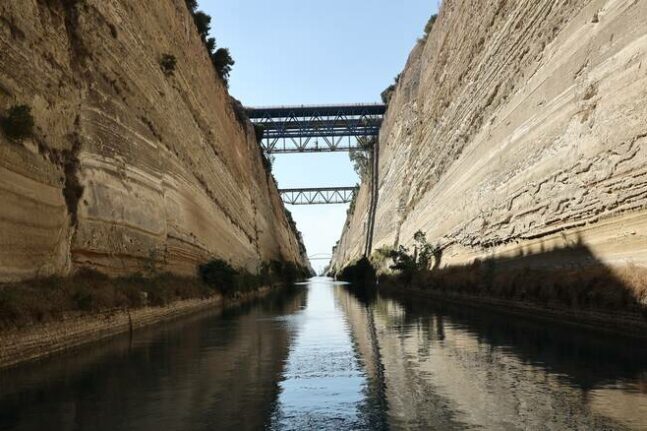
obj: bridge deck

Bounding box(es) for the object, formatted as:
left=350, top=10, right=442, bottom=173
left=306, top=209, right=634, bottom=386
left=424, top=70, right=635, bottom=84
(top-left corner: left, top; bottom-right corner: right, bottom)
left=246, top=104, right=386, bottom=119
left=246, top=103, right=385, bottom=153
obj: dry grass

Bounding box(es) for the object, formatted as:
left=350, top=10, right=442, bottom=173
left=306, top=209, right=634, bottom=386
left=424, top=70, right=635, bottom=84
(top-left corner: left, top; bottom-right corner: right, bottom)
left=380, top=262, right=647, bottom=314
left=0, top=270, right=213, bottom=330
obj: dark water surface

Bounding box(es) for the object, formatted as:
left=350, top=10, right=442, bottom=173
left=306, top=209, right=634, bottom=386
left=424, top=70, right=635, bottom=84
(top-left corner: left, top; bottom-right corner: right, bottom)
left=1, top=277, right=646, bottom=430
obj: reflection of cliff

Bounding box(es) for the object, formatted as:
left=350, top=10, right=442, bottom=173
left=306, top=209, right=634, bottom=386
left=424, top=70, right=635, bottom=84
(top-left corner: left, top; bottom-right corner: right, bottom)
left=0, top=0, right=306, bottom=281
left=332, top=0, right=647, bottom=276
left=339, top=286, right=647, bottom=429
left=0, top=289, right=305, bottom=431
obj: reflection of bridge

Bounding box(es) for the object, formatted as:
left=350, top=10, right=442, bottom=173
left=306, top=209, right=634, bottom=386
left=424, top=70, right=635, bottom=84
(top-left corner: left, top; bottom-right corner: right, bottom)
left=279, top=187, right=357, bottom=205
left=246, top=104, right=385, bottom=154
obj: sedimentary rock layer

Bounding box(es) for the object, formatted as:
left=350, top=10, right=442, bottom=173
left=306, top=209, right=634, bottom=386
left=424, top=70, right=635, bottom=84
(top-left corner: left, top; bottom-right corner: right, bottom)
left=0, top=0, right=306, bottom=281
left=332, top=0, right=647, bottom=271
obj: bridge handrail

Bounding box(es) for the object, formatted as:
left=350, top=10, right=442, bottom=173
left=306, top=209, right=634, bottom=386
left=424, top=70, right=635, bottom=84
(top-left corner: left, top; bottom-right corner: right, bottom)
left=279, top=186, right=358, bottom=192
left=246, top=102, right=385, bottom=110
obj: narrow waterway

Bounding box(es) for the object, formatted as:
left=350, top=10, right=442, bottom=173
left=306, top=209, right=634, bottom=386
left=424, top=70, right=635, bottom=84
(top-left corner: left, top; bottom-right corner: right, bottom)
left=1, top=278, right=646, bottom=430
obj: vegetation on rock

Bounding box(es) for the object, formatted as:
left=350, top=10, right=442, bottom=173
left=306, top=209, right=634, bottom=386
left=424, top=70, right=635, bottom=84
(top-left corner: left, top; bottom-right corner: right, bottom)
left=0, top=257, right=310, bottom=330
left=159, top=53, right=177, bottom=76
left=349, top=137, right=374, bottom=181
left=199, top=258, right=309, bottom=297
left=423, top=14, right=438, bottom=40
left=335, top=231, right=647, bottom=318
left=185, top=1, right=235, bottom=86
left=1, top=105, right=34, bottom=141
left=381, top=74, right=400, bottom=105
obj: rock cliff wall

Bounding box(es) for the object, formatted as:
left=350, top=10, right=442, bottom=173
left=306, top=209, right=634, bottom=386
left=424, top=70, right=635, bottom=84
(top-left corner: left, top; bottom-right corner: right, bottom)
left=0, top=0, right=306, bottom=281
left=332, top=0, right=647, bottom=272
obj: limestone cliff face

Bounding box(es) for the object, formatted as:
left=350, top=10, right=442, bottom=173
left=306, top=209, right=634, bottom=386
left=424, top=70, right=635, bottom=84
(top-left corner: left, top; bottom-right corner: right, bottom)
left=0, top=0, right=306, bottom=281
left=332, top=0, right=647, bottom=271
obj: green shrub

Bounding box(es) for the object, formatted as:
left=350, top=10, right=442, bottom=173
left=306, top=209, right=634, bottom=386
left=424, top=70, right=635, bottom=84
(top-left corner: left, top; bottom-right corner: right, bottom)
left=186, top=4, right=235, bottom=87
left=185, top=0, right=198, bottom=12
left=1, top=105, right=34, bottom=141
left=254, top=124, right=265, bottom=144
left=380, top=74, right=401, bottom=105
left=193, top=11, right=211, bottom=39
left=199, top=259, right=237, bottom=295
left=160, top=54, right=177, bottom=76
left=349, top=137, right=374, bottom=181
left=424, top=14, right=438, bottom=38
left=212, top=48, right=235, bottom=84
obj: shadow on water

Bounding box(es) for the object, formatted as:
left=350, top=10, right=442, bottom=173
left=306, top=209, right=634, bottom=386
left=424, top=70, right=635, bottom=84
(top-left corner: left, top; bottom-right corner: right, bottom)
left=0, top=286, right=307, bottom=431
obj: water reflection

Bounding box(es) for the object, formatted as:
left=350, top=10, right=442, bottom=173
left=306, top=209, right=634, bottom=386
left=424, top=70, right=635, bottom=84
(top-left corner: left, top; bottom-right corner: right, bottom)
left=269, top=278, right=385, bottom=430
left=342, top=286, right=647, bottom=430
left=0, top=289, right=305, bottom=431
left=1, top=279, right=646, bottom=430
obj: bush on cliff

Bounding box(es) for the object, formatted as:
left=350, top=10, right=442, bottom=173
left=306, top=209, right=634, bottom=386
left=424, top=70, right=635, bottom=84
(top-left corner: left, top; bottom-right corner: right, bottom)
left=159, top=54, right=177, bottom=76
left=1, top=105, right=35, bottom=141
left=185, top=0, right=198, bottom=12
left=212, top=48, right=235, bottom=84
left=349, top=137, right=374, bottom=181
left=423, top=14, right=438, bottom=39
left=199, top=258, right=308, bottom=297
left=184, top=2, right=235, bottom=87
left=198, top=259, right=238, bottom=295
left=193, top=11, right=212, bottom=39
left=381, top=74, right=401, bottom=105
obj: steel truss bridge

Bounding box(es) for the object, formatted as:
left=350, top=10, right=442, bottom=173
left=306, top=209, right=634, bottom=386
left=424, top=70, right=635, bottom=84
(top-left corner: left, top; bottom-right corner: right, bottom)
left=279, top=187, right=358, bottom=205
left=246, top=104, right=386, bottom=154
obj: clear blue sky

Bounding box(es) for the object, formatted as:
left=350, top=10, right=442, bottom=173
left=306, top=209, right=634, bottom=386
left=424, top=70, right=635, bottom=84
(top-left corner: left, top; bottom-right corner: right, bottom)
left=200, top=0, right=438, bottom=273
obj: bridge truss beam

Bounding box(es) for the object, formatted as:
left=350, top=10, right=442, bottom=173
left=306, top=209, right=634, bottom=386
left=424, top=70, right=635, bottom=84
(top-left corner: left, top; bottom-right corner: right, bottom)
left=279, top=187, right=358, bottom=205
left=246, top=104, right=385, bottom=154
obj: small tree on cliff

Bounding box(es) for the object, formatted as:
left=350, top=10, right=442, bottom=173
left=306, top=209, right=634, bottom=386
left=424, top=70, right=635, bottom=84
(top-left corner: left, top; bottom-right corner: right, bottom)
left=423, top=14, right=438, bottom=39
left=212, top=48, right=235, bottom=85
left=185, top=4, right=236, bottom=87
left=388, top=230, right=434, bottom=279
left=349, top=137, right=374, bottom=181
left=193, top=11, right=211, bottom=40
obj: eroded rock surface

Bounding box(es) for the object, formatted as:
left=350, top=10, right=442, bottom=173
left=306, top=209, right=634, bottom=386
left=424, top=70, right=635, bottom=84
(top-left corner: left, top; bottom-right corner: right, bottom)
left=332, top=0, right=647, bottom=271
left=0, top=0, right=306, bottom=281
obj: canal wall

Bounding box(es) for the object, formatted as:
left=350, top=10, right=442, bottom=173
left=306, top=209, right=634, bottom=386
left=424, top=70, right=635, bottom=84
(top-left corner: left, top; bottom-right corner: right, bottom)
left=0, top=286, right=277, bottom=369
left=331, top=1, right=647, bottom=303
left=0, top=0, right=307, bottom=282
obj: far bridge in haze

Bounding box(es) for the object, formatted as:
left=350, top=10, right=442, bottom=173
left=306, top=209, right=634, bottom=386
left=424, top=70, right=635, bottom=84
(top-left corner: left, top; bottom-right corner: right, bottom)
left=246, top=104, right=385, bottom=154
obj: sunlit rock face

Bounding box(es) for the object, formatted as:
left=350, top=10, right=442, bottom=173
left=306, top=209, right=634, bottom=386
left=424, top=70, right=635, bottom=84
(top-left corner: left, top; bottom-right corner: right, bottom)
left=332, top=0, right=647, bottom=271
left=0, top=0, right=306, bottom=281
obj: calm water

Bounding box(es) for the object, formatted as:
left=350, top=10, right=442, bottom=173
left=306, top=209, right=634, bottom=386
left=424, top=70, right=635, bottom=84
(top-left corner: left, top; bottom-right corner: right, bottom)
left=1, top=277, right=646, bottom=430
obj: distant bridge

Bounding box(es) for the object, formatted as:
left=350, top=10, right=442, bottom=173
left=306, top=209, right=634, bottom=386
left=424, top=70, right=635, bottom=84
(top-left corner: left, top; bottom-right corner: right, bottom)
left=279, top=186, right=358, bottom=205
left=246, top=104, right=385, bottom=154
left=308, top=253, right=333, bottom=261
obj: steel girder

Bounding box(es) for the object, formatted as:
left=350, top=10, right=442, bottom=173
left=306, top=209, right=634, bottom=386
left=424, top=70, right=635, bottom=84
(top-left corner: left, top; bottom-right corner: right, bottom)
left=279, top=187, right=358, bottom=205
left=246, top=104, right=386, bottom=154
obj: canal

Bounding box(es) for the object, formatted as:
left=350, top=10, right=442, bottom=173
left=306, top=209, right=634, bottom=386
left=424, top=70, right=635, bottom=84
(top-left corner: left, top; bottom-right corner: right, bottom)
left=1, top=278, right=646, bottom=430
